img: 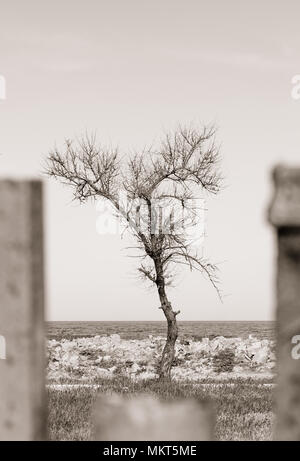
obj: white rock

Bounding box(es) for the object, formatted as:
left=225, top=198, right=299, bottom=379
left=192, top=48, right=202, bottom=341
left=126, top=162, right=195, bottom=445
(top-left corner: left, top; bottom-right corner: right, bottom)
left=252, top=347, right=269, bottom=364
left=97, top=368, right=113, bottom=378
left=269, top=352, right=276, bottom=361
left=46, top=333, right=276, bottom=383
left=131, top=363, right=140, bottom=373
left=110, top=334, right=121, bottom=343
left=233, top=365, right=243, bottom=373
left=210, top=336, right=226, bottom=351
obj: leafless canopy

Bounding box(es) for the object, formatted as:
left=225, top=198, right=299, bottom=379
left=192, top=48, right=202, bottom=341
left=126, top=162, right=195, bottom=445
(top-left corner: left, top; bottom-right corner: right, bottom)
left=45, top=125, right=222, bottom=297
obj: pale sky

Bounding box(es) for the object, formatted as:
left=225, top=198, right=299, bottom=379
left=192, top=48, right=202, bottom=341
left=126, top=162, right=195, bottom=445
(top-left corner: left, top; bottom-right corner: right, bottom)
left=1, top=0, right=300, bottom=321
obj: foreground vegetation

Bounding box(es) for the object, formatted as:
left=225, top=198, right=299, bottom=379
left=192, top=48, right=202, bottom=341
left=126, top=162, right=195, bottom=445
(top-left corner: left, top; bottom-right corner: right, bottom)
left=47, top=377, right=275, bottom=441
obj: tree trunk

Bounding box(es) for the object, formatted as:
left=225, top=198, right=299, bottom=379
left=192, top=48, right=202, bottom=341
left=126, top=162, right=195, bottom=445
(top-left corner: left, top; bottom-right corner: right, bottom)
left=159, top=306, right=178, bottom=381
left=154, top=257, right=178, bottom=381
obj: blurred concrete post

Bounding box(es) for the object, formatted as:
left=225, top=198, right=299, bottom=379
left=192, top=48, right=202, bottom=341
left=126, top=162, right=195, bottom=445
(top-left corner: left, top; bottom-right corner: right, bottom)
left=269, top=166, right=300, bottom=440
left=0, top=180, right=46, bottom=441
left=92, top=394, right=214, bottom=441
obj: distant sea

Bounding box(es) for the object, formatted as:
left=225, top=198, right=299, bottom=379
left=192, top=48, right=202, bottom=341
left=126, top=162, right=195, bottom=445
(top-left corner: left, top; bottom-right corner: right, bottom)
left=46, top=321, right=276, bottom=341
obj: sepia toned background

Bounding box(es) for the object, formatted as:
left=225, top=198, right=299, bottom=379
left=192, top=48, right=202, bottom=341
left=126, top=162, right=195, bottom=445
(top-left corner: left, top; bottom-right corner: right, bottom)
left=1, top=0, right=300, bottom=321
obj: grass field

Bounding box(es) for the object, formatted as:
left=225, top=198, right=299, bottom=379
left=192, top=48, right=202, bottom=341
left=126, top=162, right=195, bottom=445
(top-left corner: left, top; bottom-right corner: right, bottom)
left=47, top=377, right=275, bottom=441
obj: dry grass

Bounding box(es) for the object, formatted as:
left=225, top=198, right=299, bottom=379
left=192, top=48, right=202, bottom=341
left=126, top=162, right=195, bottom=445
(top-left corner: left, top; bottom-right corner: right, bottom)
left=47, top=377, right=275, bottom=441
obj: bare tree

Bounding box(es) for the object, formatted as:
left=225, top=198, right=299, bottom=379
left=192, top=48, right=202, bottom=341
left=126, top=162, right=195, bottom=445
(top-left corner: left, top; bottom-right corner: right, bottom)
left=45, top=125, right=222, bottom=381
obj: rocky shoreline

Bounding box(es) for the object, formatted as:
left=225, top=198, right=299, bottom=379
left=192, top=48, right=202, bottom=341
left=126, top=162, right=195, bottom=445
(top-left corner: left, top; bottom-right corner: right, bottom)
left=47, top=334, right=276, bottom=383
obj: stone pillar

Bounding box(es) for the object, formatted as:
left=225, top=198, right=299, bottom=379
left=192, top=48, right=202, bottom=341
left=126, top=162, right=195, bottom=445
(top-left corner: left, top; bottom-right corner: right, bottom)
left=269, top=166, right=300, bottom=440
left=0, top=180, right=46, bottom=441
left=92, top=394, right=214, bottom=441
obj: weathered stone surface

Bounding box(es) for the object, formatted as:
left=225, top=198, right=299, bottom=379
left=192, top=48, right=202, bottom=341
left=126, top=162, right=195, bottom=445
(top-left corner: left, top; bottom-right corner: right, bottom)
left=269, top=165, right=300, bottom=227
left=275, top=227, right=300, bottom=440
left=92, top=394, right=214, bottom=441
left=0, top=180, right=46, bottom=441
left=269, top=166, right=300, bottom=440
